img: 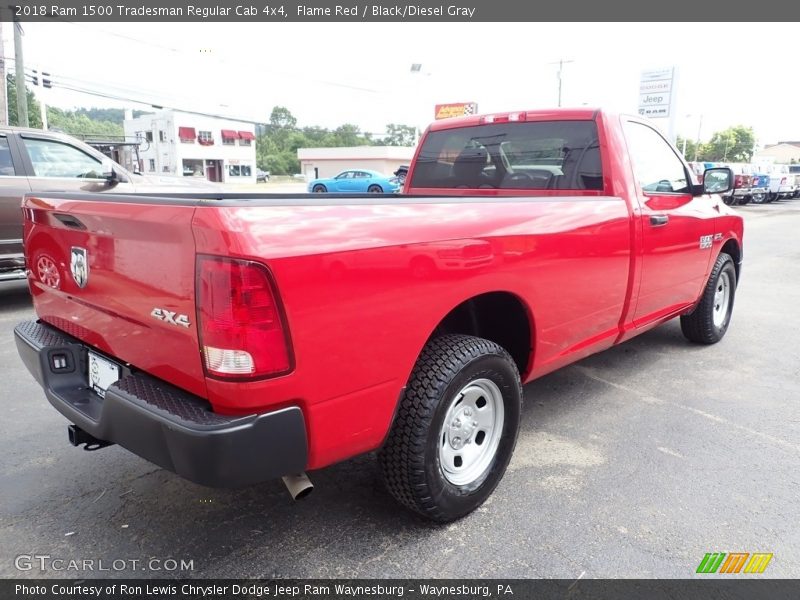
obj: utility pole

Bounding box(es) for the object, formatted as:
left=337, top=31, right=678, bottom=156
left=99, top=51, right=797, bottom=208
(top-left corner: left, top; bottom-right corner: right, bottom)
left=0, top=21, right=7, bottom=125
left=13, top=19, right=27, bottom=127
left=549, top=58, right=574, bottom=107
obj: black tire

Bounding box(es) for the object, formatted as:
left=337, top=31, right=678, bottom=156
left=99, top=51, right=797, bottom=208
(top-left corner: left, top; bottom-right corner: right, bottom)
left=367, top=184, right=383, bottom=193
left=680, top=252, right=737, bottom=344
left=379, top=334, right=522, bottom=522
left=313, top=184, right=327, bottom=193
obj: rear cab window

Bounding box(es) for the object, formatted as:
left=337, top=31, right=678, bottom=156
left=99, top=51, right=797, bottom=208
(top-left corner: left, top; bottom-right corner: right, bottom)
left=410, top=120, right=603, bottom=191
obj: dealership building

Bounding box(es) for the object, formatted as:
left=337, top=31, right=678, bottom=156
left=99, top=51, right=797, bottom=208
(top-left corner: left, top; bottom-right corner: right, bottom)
left=297, top=146, right=415, bottom=181
left=123, top=109, right=257, bottom=183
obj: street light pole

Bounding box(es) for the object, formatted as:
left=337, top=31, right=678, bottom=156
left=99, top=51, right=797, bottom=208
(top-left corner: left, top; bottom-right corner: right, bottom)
left=693, top=115, right=703, bottom=162
left=549, top=58, right=574, bottom=107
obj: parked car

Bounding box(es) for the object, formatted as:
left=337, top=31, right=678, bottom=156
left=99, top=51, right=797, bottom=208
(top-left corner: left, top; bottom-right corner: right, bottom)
left=749, top=172, right=770, bottom=203
left=256, top=169, right=270, bottom=183
left=307, top=169, right=401, bottom=194
left=15, top=108, right=742, bottom=522
left=0, top=126, right=220, bottom=282
left=788, top=165, right=800, bottom=198
left=720, top=164, right=752, bottom=206
left=393, top=164, right=409, bottom=184
left=764, top=164, right=796, bottom=201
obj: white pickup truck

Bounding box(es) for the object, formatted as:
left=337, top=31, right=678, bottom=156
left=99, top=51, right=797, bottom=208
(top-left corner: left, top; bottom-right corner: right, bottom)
left=765, top=164, right=796, bottom=201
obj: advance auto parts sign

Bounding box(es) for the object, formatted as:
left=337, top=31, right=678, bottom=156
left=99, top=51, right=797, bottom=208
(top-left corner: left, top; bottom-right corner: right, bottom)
left=435, top=103, right=479, bottom=119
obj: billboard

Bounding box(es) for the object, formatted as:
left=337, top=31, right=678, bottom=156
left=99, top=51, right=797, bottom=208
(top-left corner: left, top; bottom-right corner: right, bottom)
left=434, top=102, right=479, bottom=120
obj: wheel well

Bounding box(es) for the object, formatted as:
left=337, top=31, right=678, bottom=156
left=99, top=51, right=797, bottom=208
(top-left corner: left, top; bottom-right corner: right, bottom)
left=430, top=292, right=532, bottom=376
left=721, top=239, right=741, bottom=281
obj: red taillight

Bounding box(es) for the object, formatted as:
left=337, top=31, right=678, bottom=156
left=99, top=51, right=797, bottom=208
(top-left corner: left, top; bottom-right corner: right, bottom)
left=781, top=177, right=787, bottom=185
left=197, top=256, right=292, bottom=379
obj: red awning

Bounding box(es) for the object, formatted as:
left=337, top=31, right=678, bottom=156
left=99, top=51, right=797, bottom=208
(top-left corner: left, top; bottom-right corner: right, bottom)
left=238, top=131, right=255, bottom=140
left=221, top=129, right=239, bottom=140
left=178, top=127, right=196, bottom=141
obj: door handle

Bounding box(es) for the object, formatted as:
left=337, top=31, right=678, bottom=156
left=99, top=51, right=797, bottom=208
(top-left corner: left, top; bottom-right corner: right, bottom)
left=650, top=214, right=669, bottom=227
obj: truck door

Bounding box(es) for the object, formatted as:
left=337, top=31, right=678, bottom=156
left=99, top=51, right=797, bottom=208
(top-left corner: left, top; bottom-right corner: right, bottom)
left=0, top=134, right=32, bottom=269
left=622, top=119, right=716, bottom=325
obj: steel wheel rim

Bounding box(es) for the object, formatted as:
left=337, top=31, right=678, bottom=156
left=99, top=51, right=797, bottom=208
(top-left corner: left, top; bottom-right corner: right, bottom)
left=713, top=271, right=731, bottom=328
left=438, top=378, right=505, bottom=486
left=36, top=255, right=60, bottom=289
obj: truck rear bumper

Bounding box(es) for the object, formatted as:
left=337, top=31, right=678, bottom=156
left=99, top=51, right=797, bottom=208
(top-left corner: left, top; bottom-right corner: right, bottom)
left=14, top=320, right=308, bottom=488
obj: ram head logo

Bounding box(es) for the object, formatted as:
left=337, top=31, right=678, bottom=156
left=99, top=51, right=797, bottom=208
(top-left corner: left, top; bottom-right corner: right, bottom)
left=70, top=247, right=89, bottom=289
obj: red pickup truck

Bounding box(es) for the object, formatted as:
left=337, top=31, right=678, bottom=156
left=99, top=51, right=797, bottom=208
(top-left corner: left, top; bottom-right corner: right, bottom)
left=15, top=109, right=743, bottom=522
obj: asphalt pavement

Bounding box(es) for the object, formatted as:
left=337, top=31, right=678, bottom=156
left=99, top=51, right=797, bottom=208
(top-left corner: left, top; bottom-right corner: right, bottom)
left=1, top=200, right=798, bottom=579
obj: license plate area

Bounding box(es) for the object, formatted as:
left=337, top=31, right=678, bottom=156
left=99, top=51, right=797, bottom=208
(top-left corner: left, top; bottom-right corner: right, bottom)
left=87, top=351, right=121, bottom=398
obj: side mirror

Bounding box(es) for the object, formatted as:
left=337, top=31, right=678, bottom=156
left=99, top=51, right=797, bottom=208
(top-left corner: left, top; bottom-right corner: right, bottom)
left=101, top=159, right=117, bottom=183
left=698, top=167, right=733, bottom=196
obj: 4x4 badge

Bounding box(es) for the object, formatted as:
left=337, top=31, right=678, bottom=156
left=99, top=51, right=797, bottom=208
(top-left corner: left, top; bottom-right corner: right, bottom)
left=70, top=247, right=89, bottom=288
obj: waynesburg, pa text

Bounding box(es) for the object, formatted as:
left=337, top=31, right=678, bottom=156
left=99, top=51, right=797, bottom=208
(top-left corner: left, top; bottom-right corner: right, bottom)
left=15, top=583, right=512, bottom=597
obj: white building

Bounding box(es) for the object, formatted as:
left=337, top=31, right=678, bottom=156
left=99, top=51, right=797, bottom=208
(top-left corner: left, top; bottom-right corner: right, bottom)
left=123, top=110, right=257, bottom=183
left=297, top=146, right=415, bottom=181
left=752, top=142, right=800, bottom=165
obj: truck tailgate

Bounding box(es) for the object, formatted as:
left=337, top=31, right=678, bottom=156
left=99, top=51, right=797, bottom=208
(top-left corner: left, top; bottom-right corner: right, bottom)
left=24, top=195, right=206, bottom=398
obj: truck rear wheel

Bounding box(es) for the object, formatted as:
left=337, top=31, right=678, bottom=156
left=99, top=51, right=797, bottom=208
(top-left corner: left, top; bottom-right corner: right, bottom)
left=680, top=252, right=737, bottom=344
left=378, top=334, right=522, bottom=522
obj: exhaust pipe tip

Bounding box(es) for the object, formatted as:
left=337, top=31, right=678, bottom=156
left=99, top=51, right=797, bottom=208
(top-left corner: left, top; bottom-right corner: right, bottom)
left=282, top=473, right=314, bottom=500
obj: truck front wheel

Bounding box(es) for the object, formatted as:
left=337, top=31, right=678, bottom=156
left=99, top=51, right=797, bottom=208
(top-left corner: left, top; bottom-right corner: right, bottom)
left=379, top=334, right=522, bottom=522
left=680, top=252, right=737, bottom=344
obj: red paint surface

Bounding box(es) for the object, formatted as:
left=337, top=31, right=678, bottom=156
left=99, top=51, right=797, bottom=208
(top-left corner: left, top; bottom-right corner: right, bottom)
left=23, top=109, right=743, bottom=470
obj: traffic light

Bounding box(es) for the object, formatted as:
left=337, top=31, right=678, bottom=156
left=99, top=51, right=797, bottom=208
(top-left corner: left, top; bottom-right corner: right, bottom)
left=42, top=73, right=51, bottom=89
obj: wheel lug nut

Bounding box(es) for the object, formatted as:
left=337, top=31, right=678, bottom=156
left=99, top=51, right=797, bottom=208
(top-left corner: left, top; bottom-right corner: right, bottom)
left=453, top=418, right=461, bottom=428
left=472, top=421, right=478, bottom=427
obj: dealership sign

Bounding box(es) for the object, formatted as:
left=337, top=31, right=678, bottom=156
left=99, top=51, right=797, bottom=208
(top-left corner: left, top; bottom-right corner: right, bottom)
left=435, top=103, right=478, bottom=120
left=637, top=67, right=676, bottom=119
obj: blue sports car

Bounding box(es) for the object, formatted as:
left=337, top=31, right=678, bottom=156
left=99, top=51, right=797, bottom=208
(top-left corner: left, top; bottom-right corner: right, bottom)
left=307, top=169, right=401, bottom=194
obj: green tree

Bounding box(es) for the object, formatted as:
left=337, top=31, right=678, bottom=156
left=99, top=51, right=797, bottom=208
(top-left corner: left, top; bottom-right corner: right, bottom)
left=702, top=126, right=755, bottom=162
left=6, top=75, right=42, bottom=128
left=675, top=136, right=699, bottom=161
left=269, top=106, right=297, bottom=129
left=254, top=105, right=416, bottom=174
left=380, top=123, right=417, bottom=146
left=47, top=108, right=123, bottom=137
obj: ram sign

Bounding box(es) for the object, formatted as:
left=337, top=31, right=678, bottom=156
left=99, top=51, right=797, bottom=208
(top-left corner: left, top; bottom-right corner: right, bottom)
left=434, top=103, right=479, bottom=120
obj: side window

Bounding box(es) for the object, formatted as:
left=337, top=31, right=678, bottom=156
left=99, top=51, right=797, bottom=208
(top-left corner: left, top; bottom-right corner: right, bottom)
left=22, top=138, right=103, bottom=179
left=0, top=137, right=16, bottom=176
left=336, top=171, right=353, bottom=180
left=624, top=122, right=690, bottom=194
